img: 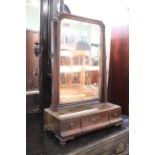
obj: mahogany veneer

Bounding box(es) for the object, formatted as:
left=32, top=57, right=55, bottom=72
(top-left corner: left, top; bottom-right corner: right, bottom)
left=44, top=102, right=122, bottom=144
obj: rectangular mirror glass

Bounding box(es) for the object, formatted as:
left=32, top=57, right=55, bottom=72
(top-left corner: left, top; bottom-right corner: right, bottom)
left=59, top=18, right=102, bottom=104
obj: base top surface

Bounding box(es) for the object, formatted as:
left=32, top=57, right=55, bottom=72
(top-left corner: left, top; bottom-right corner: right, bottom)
left=45, top=102, right=121, bottom=120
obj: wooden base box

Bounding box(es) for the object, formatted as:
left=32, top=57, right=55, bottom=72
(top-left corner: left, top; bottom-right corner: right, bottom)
left=44, top=102, right=123, bottom=144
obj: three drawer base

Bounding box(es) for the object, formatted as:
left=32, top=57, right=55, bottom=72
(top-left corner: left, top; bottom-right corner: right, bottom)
left=44, top=102, right=123, bottom=144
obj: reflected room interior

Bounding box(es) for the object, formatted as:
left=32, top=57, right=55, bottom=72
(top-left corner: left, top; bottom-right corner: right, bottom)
left=59, top=19, right=102, bottom=104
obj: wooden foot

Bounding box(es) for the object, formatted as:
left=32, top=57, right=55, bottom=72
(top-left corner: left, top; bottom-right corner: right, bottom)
left=115, top=121, right=123, bottom=128
left=43, top=126, right=47, bottom=131
left=59, top=140, right=66, bottom=146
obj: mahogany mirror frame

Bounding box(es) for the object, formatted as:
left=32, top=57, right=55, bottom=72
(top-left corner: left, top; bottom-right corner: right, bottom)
left=51, top=13, right=107, bottom=111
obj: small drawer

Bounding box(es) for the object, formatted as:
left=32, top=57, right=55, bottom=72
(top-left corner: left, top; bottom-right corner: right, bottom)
left=61, top=118, right=80, bottom=131
left=81, top=112, right=109, bottom=130
left=109, top=108, right=122, bottom=125
left=109, top=109, right=121, bottom=119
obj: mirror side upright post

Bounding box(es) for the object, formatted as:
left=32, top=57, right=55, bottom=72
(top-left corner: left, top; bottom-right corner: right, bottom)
left=50, top=0, right=64, bottom=111
left=100, top=24, right=107, bottom=103
left=103, top=25, right=108, bottom=103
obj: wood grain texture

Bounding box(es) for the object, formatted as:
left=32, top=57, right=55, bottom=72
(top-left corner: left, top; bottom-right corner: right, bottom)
left=39, top=0, right=52, bottom=109
left=26, top=30, right=39, bottom=90
left=108, top=24, right=129, bottom=115
left=26, top=30, right=40, bottom=114
left=44, top=102, right=123, bottom=143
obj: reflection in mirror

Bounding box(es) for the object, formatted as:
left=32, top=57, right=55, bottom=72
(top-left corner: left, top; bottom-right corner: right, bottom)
left=59, top=18, right=102, bottom=104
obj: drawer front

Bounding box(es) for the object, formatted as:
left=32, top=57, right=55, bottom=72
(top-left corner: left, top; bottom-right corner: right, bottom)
left=70, top=129, right=129, bottom=155
left=109, top=108, right=122, bottom=125
left=60, top=118, right=81, bottom=137
left=81, top=112, right=109, bottom=130
left=108, top=131, right=129, bottom=155
left=61, top=118, right=80, bottom=131
left=110, top=141, right=129, bottom=155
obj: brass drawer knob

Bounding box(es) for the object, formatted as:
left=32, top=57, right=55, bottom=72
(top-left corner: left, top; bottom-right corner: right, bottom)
left=113, top=113, right=118, bottom=117
left=91, top=116, right=101, bottom=122
left=69, top=122, right=75, bottom=128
